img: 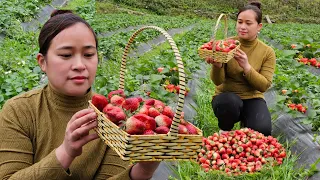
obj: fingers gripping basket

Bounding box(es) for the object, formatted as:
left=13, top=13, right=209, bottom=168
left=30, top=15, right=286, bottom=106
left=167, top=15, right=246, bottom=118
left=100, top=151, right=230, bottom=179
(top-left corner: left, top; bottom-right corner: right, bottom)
left=89, top=26, right=203, bottom=162
left=198, top=13, right=241, bottom=63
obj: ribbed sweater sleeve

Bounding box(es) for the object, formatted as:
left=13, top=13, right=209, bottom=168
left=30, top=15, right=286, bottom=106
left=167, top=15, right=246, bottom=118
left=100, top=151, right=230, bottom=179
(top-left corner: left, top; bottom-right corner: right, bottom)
left=244, top=47, right=276, bottom=92
left=0, top=100, right=71, bottom=180
left=210, top=64, right=225, bottom=86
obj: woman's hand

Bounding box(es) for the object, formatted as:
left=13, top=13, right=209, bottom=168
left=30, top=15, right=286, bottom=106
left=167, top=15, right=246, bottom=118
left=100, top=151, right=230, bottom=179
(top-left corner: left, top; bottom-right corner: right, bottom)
left=205, top=57, right=222, bottom=68
left=56, top=109, right=99, bottom=169
left=234, top=49, right=251, bottom=74
left=130, top=161, right=161, bottom=180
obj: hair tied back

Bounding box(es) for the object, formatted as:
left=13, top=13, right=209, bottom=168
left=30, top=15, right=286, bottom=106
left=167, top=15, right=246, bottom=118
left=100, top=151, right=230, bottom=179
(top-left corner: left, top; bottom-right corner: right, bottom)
left=50, top=9, right=73, bottom=18
left=250, top=2, right=261, bottom=9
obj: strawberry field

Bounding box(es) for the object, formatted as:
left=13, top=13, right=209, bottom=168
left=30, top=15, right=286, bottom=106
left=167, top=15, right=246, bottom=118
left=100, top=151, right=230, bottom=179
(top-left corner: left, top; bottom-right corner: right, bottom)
left=1, top=0, right=320, bottom=179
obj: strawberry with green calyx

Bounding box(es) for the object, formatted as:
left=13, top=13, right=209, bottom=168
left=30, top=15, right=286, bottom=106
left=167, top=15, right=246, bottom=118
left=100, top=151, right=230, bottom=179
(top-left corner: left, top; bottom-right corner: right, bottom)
left=92, top=94, right=108, bottom=112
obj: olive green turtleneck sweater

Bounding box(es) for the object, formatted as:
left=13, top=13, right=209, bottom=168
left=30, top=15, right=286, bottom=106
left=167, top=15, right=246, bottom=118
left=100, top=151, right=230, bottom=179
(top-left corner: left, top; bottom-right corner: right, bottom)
left=0, top=84, right=131, bottom=179
left=211, top=37, right=276, bottom=99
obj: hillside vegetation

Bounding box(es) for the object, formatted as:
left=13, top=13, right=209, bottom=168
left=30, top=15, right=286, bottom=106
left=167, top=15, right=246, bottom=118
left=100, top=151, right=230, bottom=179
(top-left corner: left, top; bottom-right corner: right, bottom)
left=104, top=0, right=320, bottom=24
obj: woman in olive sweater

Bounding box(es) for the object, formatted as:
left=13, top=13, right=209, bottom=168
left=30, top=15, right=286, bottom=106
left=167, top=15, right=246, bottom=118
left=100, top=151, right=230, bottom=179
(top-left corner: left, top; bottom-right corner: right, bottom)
left=0, top=10, right=159, bottom=179
left=206, top=2, right=276, bottom=135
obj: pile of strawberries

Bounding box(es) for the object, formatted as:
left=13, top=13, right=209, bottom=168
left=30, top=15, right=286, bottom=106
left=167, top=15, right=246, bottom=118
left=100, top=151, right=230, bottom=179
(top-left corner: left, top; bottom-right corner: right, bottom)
left=200, top=39, right=240, bottom=53
left=197, top=128, right=286, bottom=175
left=91, top=89, right=198, bottom=135
left=297, top=57, right=320, bottom=68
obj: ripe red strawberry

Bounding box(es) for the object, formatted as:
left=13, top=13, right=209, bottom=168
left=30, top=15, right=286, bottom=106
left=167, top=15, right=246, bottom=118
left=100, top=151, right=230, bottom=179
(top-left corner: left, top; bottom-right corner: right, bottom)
left=133, top=114, right=156, bottom=130
left=217, top=159, right=225, bottom=166
left=103, top=106, right=126, bottom=125
left=247, top=166, right=255, bottom=172
left=104, top=104, right=114, bottom=111
left=155, top=114, right=172, bottom=127
left=178, top=124, right=189, bottom=134
left=157, top=67, right=164, bottom=73
left=143, top=130, right=156, bottom=135
left=180, top=118, right=188, bottom=125
left=144, top=99, right=155, bottom=106
left=92, top=94, right=108, bottom=111
left=185, top=123, right=198, bottom=134
left=136, top=96, right=143, bottom=102
left=110, top=95, right=125, bottom=106
left=122, top=97, right=140, bottom=112
left=138, top=106, right=149, bottom=115
left=155, top=126, right=169, bottom=134
left=162, top=106, right=174, bottom=118
left=107, top=89, right=125, bottom=100
left=125, top=116, right=146, bottom=135
left=180, top=111, right=185, bottom=119
left=279, top=151, right=286, bottom=158
left=154, top=104, right=164, bottom=113
left=240, top=165, right=247, bottom=172
left=165, top=84, right=175, bottom=93
left=154, top=100, right=165, bottom=109
left=174, top=85, right=180, bottom=94
left=148, top=107, right=161, bottom=117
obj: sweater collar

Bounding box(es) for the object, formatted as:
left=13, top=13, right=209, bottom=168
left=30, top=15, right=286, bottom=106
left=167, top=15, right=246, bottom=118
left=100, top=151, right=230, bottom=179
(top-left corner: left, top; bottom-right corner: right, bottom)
left=239, top=36, right=258, bottom=48
left=45, top=83, right=93, bottom=110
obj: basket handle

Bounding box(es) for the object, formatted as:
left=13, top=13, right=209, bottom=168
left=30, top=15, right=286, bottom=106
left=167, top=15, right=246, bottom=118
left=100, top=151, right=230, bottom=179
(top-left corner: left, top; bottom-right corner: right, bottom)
left=119, top=26, right=186, bottom=137
left=212, top=13, right=228, bottom=51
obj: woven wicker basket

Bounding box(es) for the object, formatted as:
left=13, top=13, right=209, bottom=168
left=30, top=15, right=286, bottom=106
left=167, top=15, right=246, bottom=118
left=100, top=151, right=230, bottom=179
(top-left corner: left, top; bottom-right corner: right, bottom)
left=198, top=13, right=241, bottom=63
left=89, top=26, right=203, bottom=162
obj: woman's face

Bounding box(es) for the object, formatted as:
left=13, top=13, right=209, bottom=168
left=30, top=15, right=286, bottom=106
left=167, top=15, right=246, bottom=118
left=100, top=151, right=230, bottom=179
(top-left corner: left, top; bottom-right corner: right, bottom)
left=38, top=23, right=98, bottom=96
left=236, top=10, right=262, bottom=41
